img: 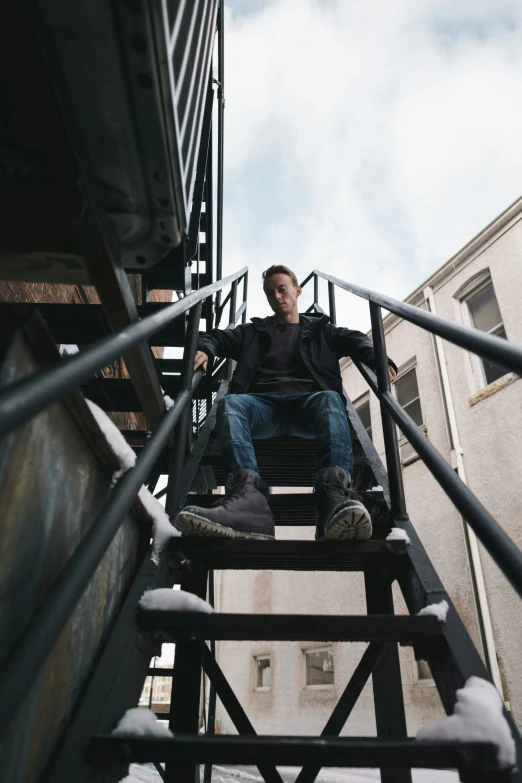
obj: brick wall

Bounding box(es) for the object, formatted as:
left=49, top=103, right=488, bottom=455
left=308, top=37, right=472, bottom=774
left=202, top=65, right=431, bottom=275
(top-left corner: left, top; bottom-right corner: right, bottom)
left=0, top=278, right=173, bottom=431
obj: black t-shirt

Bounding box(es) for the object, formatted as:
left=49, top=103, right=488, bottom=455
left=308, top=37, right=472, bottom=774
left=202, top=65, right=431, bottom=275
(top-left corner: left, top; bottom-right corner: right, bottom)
left=248, top=323, right=320, bottom=395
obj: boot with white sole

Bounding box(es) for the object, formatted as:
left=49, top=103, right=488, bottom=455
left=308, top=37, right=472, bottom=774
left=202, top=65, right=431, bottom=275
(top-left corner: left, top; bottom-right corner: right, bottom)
left=174, top=469, right=275, bottom=540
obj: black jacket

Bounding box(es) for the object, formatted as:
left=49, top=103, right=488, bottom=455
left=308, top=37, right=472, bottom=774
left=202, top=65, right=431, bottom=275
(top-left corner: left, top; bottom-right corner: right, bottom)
left=197, top=313, right=396, bottom=399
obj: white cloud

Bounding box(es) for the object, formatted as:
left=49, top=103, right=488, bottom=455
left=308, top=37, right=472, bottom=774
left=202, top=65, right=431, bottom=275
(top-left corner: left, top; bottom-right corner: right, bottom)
left=222, top=0, right=522, bottom=329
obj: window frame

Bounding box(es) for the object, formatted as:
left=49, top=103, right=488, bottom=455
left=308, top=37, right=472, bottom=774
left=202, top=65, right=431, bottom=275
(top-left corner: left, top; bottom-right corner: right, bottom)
left=391, top=361, right=426, bottom=465
left=411, top=650, right=436, bottom=687
left=303, top=646, right=335, bottom=690
left=459, top=275, right=508, bottom=390
left=353, top=393, right=372, bottom=442
left=254, top=654, right=272, bottom=692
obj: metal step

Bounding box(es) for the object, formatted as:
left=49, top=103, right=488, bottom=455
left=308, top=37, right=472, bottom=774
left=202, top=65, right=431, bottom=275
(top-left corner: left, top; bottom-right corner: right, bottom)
left=81, top=377, right=211, bottom=412
left=87, top=734, right=500, bottom=773
left=2, top=303, right=188, bottom=346
left=168, top=538, right=406, bottom=571
left=202, top=455, right=366, bottom=487
left=183, top=490, right=387, bottom=528
left=137, top=612, right=443, bottom=643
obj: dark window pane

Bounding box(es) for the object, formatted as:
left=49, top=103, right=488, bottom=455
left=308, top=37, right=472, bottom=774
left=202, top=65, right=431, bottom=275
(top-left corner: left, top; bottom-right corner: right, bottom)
left=480, top=326, right=508, bottom=385
left=467, top=283, right=502, bottom=333
left=305, top=649, right=334, bottom=686
left=395, top=369, right=419, bottom=407
left=483, top=359, right=508, bottom=385
left=403, top=397, right=423, bottom=427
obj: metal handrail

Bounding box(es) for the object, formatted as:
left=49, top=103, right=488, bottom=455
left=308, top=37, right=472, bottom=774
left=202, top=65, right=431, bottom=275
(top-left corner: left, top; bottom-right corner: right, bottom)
left=0, top=260, right=249, bottom=741
left=0, top=266, right=247, bottom=440
left=358, top=360, right=522, bottom=600
left=300, top=271, right=522, bottom=601
left=307, top=269, right=522, bottom=376
left=0, top=368, right=203, bottom=741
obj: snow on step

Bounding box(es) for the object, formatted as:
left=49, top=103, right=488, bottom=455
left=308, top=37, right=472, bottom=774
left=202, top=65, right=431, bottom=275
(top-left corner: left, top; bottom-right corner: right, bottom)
left=418, top=599, right=449, bottom=623
left=112, top=707, right=172, bottom=738
left=386, top=527, right=411, bottom=544
left=86, top=399, right=180, bottom=564
left=163, top=394, right=174, bottom=410
left=139, top=587, right=214, bottom=614
left=417, top=676, right=516, bottom=770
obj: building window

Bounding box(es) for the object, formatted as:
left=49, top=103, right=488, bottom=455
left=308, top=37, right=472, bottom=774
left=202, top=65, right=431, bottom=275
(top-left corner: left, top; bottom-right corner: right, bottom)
left=393, top=366, right=424, bottom=462
left=254, top=655, right=271, bottom=691
left=354, top=395, right=372, bottom=441
left=304, top=647, right=334, bottom=687
left=462, top=279, right=508, bottom=387
left=413, top=651, right=434, bottom=685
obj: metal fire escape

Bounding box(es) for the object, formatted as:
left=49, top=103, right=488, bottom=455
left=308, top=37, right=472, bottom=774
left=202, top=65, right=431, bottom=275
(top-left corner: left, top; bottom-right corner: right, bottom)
left=1, top=3, right=522, bottom=783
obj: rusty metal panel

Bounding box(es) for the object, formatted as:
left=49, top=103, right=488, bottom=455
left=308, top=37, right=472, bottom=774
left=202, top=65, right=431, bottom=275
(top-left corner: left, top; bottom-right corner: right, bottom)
left=0, top=310, right=147, bottom=783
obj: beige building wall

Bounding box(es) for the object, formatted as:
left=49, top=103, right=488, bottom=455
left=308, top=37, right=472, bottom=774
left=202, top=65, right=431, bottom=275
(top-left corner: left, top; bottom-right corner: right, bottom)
left=342, top=196, right=522, bottom=725
left=213, top=196, right=522, bottom=736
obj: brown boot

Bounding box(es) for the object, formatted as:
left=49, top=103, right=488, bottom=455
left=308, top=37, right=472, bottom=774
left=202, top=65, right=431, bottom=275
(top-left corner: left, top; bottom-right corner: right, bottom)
left=174, top=470, right=275, bottom=540
left=315, top=467, right=372, bottom=541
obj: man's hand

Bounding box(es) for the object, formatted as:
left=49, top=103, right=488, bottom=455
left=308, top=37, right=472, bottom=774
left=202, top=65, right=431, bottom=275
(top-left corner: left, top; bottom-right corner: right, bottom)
left=388, top=365, right=397, bottom=383
left=194, top=350, right=209, bottom=373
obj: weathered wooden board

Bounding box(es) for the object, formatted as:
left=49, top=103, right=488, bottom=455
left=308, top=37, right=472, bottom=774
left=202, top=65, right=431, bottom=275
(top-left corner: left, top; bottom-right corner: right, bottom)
left=0, top=309, right=149, bottom=783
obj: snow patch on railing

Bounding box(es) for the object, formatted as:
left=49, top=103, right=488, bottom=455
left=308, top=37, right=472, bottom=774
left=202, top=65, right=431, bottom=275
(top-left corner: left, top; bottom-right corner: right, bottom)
left=86, top=399, right=136, bottom=484
left=139, top=588, right=214, bottom=614
left=112, top=707, right=172, bottom=738
left=86, top=399, right=180, bottom=564
left=137, top=487, right=181, bottom=564
left=417, top=676, right=515, bottom=770
left=386, top=527, right=411, bottom=544
left=418, top=600, right=449, bottom=623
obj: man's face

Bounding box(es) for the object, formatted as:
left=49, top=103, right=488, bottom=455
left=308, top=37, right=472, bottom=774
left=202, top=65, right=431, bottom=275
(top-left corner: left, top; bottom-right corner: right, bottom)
left=263, top=273, right=302, bottom=314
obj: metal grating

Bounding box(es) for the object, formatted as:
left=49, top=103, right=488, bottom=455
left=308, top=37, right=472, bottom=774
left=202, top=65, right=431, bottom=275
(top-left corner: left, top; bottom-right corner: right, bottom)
left=168, top=539, right=406, bottom=572
left=161, top=0, right=218, bottom=228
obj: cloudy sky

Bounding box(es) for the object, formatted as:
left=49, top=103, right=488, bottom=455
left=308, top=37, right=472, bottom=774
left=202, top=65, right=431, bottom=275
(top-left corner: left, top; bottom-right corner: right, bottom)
left=220, top=0, right=522, bottom=330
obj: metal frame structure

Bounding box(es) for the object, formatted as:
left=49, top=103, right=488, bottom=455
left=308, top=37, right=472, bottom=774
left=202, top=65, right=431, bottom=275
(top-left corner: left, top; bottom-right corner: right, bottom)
left=300, top=270, right=522, bottom=598
left=2, top=1, right=522, bottom=781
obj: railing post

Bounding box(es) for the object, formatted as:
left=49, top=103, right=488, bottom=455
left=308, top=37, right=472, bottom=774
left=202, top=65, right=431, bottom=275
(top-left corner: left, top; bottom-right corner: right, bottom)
left=369, top=302, right=407, bottom=520
left=313, top=274, right=319, bottom=309
left=242, top=272, right=248, bottom=324
left=328, top=281, right=336, bottom=324
left=203, top=570, right=217, bottom=783
left=225, top=279, right=238, bottom=380
left=165, top=301, right=203, bottom=516
left=214, top=0, right=225, bottom=318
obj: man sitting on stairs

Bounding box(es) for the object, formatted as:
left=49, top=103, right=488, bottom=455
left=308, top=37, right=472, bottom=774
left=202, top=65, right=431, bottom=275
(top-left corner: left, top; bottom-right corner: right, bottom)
left=174, top=265, right=397, bottom=542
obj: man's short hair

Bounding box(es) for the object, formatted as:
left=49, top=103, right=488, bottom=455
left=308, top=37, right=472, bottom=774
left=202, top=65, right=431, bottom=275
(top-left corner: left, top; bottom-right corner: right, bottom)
left=262, top=264, right=299, bottom=287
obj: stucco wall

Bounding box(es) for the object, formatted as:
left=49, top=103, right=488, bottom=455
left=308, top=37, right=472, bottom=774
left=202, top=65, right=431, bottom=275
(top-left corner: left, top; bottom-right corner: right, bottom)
left=342, top=204, right=522, bottom=725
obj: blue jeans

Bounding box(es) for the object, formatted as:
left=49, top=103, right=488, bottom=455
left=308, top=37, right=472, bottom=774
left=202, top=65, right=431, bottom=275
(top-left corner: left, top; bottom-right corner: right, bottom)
left=216, top=391, right=353, bottom=480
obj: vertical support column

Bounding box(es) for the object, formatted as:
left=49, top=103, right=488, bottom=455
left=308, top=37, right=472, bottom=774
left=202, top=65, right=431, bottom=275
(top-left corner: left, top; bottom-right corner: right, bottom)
left=203, top=570, right=217, bottom=783
left=328, top=281, right=336, bottom=324
left=369, top=302, right=407, bottom=520
left=242, top=272, right=248, bottom=324
left=165, top=302, right=203, bottom=517
left=313, top=274, right=319, bottom=309
left=365, top=573, right=411, bottom=783
left=215, top=0, right=225, bottom=316
left=165, top=567, right=209, bottom=783
left=225, top=280, right=238, bottom=380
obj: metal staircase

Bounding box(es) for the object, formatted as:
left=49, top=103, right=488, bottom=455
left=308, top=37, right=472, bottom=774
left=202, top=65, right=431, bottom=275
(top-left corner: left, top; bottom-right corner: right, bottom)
left=80, top=288, right=522, bottom=783
left=1, top=2, right=522, bottom=783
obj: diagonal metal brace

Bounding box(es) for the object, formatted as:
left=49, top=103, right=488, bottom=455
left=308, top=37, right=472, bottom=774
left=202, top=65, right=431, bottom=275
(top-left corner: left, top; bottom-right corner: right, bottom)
left=201, top=644, right=284, bottom=783
left=294, top=642, right=388, bottom=783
